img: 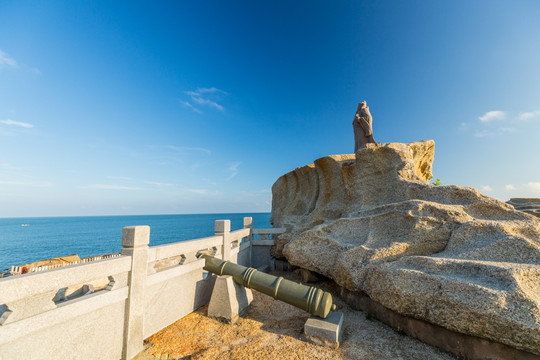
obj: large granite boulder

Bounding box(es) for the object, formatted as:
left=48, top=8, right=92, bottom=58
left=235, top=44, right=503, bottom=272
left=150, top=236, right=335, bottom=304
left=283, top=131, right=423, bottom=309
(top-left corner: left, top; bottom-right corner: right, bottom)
left=270, top=140, right=540, bottom=355
left=508, top=198, right=540, bottom=218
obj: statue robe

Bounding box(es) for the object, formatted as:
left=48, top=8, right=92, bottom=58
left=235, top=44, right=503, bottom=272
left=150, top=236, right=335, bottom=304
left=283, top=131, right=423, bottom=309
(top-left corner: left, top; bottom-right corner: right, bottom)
left=353, top=114, right=374, bottom=152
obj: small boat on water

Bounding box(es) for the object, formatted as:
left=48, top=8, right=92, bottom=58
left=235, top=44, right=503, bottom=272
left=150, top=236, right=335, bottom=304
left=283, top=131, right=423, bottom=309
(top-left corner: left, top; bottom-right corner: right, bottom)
left=21, top=224, right=29, bottom=227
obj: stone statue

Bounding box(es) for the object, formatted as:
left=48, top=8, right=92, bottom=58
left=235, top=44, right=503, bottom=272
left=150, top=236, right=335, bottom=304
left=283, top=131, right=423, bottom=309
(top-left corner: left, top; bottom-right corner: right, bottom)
left=352, top=101, right=376, bottom=152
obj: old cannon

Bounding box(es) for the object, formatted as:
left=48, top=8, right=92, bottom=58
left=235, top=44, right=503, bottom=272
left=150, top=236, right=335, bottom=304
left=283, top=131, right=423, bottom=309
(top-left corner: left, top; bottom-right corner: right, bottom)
left=199, top=254, right=336, bottom=318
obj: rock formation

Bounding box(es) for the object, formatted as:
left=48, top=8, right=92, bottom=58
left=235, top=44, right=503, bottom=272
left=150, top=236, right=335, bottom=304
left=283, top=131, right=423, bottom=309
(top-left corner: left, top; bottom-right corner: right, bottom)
left=508, top=198, right=540, bottom=218
left=270, top=140, right=540, bottom=355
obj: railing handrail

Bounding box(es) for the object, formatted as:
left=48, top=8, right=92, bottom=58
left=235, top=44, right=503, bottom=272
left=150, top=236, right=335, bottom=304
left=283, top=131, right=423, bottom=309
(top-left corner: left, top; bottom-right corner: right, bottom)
left=230, top=227, right=251, bottom=241
left=5, top=226, right=277, bottom=277
left=148, top=235, right=222, bottom=263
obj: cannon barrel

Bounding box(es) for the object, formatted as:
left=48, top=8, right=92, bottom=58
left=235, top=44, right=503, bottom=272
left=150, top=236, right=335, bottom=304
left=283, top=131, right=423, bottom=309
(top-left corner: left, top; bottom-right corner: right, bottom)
left=200, top=254, right=336, bottom=318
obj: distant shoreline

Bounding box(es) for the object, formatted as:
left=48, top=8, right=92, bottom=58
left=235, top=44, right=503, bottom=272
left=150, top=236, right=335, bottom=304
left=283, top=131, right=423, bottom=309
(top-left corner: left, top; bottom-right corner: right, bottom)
left=0, top=211, right=271, bottom=220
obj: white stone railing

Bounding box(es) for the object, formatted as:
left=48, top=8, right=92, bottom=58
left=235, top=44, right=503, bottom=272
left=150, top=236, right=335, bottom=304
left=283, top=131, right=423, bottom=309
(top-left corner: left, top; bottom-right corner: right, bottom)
left=0, top=217, right=285, bottom=360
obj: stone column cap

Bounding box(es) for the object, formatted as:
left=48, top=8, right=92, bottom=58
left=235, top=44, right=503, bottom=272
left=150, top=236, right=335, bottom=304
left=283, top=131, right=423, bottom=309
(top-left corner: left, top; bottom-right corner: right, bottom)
left=243, top=217, right=253, bottom=228
left=122, top=226, right=150, bottom=248
left=215, top=220, right=231, bottom=233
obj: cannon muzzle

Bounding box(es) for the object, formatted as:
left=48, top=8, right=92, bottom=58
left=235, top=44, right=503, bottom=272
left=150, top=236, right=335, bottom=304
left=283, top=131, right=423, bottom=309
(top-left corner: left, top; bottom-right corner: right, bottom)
left=200, top=254, right=336, bottom=318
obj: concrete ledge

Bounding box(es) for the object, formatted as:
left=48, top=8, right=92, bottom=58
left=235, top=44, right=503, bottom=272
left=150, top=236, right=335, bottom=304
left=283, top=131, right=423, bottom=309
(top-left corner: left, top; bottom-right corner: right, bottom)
left=337, top=285, right=540, bottom=360
left=256, top=265, right=270, bottom=273
left=270, top=258, right=290, bottom=272
left=252, top=240, right=275, bottom=246
left=304, top=311, right=343, bottom=349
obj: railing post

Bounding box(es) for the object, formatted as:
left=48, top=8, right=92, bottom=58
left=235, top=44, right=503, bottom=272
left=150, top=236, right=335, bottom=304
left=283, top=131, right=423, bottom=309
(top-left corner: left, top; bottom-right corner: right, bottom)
left=215, top=220, right=231, bottom=261
left=121, top=226, right=150, bottom=360
left=243, top=217, right=253, bottom=267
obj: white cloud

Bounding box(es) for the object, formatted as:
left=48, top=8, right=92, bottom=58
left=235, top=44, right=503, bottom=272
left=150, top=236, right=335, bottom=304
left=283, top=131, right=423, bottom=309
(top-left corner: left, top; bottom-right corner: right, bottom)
left=474, top=130, right=492, bottom=138
left=504, top=182, right=540, bottom=195
left=144, top=181, right=174, bottom=187
left=0, top=50, right=39, bottom=74
left=191, top=96, right=224, bottom=111
left=0, top=159, right=21, bottom=171
left=479, top=110, right=506, bottom=123
left=201, top=177, right=217, bottom=186
left=0, top=119, right=34, bottom=128
left=518, top=111, right=540, bottom=121
left=147, top=145, right=211, bottom=155
left=182, top=87, right=227, bottom=113
left=481, top=185, right=492, bottom=192
left=107, top=176, right=132, bottom=181
left=0, top=50, right=17, bottom=67
left=189, top=189, right=208, bottom=194
left=0, top=180, right=25, bottom=185
left=239, top=189, right=271, bottom=196
left=524, top=182, right=540, bottom=193
left=82, top=184, right=141, bottom=190
left=0, top=180, right=51, bottom=187
left=227, top=161, right=241, bottom=180
left=474, top=126, right=516, bottom=138
left=179, top=100, right=202, bottom=113
left=188, top=188, right=220, bottom=196
left=498, top=127, right=516, bottom=134
left=186, top=87, right=228, bottom=96
left=466, top=109, right=540, bottom=136
left=182, top=147, right=211, bottom=155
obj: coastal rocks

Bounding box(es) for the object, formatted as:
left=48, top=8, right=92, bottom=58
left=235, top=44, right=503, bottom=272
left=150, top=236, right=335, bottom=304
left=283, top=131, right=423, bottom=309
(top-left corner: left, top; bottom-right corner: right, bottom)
left=508, top=198, right=540, bottom=218
left=270, top=140, right=540, bottom=355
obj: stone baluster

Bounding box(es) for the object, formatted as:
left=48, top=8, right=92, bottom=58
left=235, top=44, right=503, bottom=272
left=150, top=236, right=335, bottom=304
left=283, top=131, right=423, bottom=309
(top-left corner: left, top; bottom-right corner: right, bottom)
left=215, top=220, right=231, bottom=261
left=244, top=217, right=253, bottom=267
left=120, top=225, right=150, bottom=360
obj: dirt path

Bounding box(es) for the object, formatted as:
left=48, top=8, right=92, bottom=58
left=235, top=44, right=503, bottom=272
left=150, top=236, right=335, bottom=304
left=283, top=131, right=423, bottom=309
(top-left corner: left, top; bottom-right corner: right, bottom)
left=135, top=271, right=455, bottom=360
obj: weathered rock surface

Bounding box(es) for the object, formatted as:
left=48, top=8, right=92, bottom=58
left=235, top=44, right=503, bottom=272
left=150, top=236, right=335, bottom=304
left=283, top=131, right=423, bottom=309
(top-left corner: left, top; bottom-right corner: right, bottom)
left=270, top=140, right=540, bottom=355
left=508, top=198, right=540, bottom=218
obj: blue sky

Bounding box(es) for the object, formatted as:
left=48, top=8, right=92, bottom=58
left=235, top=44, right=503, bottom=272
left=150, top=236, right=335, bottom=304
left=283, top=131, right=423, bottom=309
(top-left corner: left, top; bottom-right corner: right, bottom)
left=1, top=1, right=539, bottom=217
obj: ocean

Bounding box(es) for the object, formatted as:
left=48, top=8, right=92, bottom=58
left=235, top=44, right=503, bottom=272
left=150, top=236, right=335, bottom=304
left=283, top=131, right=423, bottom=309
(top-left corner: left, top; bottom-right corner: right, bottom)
left=0, top=213, right=271, bottom=273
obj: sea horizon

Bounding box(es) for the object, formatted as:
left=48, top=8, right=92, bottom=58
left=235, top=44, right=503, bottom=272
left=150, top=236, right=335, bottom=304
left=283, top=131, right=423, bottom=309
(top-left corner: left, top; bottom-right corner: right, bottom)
left=0, top=211, right=272, bottom=220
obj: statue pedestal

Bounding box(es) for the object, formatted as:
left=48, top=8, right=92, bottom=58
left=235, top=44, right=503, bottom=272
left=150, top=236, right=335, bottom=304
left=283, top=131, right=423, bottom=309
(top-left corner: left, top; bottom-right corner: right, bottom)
left=304, top=311, right=344, bottom=349
left=208, top=275, right=253, bottom=324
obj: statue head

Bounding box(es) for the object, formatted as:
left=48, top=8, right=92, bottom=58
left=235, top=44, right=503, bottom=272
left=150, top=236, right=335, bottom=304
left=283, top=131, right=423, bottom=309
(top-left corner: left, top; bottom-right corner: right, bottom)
left=356, top=101, right=369, bottom=114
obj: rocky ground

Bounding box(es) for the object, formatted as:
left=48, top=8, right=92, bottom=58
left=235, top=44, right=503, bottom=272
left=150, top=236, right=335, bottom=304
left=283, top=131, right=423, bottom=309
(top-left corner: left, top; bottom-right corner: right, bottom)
left=135, top=270, right=455, bottom=360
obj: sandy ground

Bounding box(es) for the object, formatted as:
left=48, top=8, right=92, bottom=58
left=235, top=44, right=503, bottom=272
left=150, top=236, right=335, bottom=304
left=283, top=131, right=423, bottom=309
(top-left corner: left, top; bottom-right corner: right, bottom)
left=135, top=270, right=456, bottom=360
